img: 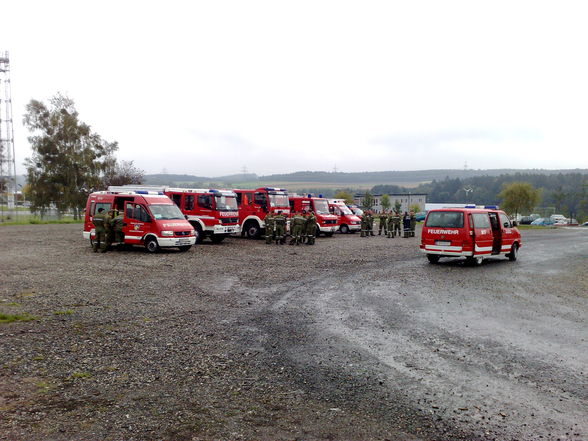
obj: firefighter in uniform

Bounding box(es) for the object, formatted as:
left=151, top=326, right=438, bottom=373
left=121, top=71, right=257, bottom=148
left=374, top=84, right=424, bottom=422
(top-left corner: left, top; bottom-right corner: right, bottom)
left=403, top=211, right=411, bottom=238
left=367, top=210, right=375, bottom=236
left=378, top=210, right=388, bottom=236
left=113, top=210, right=124, bottom=244
left=274, top=211, right=286, bottom=244
left=289, top=211, right=305, bottom=245
left=305, top=211, right=316, bottom=245
left=388, top=210, right=401, bottom=238
left=409, top=211, right=417, bottom=237
left=92, top=208, right=107, bottom=253
left=264, top=212, right=275, bottom=244
left=360, top=211, right=368, bottom=237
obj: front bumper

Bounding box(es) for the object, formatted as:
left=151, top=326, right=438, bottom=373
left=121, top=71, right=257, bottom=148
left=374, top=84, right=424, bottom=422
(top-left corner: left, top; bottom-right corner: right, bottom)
left=157, top=236, right=196, bottom=247
left=212, top=224, right=240, bottom=234
left=319, top=225, right=339, bottom=233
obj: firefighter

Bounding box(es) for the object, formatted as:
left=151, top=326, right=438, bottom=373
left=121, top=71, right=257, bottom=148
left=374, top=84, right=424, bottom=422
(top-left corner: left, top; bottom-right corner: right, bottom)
left=360, top=211, right=368, bottom=237
left=388, top=210, right=401, bottom=238
left=113, top=210, right=124, bottom=244
left=378, top=210, right=388, bottom=236
left=92, top=208, right=107, bottom=253
left=305, top=210, right=316, bottom=245
left=409, top=210, right=417, bottom=237
left=264, top=212, right=275, bottom=244
left=274, top=211, right=287, bottom=244
left=103, top=209, right=115, bottom=250
left=367, top=210, right=375, bottom=236
left=289, top=211, right=305, bottom=245
left=403, top=211, right=411, bottom=238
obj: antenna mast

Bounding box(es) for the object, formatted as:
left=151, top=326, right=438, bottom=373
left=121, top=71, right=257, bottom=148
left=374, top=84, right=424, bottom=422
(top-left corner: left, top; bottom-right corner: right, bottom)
left=0, top=51, right=17, bottom=219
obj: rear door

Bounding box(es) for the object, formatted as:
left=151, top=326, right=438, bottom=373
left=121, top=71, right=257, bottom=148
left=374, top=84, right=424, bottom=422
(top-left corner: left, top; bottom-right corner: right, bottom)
left=488, top=212, right=502, bottom=254
left=498, top=212, right=516, bottom=253
left=471, top=212, right=493, bottom=256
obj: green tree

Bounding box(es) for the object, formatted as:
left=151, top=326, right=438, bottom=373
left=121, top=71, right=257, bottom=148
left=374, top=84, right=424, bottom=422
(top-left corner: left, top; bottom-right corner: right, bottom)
left=498, top=182, right=541, bottom=218
left=23, top=94, right=118, bottom=219
left=394, top=200, right=402, bottom=213
left=361, top=191, right=374, bottom=210
left=380, top=194, right=391, bottom=211
left=333, top=190, right=354, bottom=205
left=409, top=203, right=421, bottom=213
left=102, top=160, right=144, bottom=188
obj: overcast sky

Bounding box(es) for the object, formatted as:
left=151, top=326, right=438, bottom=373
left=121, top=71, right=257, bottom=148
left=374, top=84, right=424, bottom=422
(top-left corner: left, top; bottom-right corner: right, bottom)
left=2, top=0, right=587, bottom=177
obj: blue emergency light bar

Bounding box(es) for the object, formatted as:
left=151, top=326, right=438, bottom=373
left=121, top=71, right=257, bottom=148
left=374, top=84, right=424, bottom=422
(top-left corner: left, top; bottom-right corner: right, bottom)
left=484, top=205, right=498, bottom=209
left=465, top=204, right=476, bottom=208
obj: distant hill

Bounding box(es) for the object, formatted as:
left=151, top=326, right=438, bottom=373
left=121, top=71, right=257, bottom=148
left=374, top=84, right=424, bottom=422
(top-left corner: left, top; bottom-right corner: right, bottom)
left=143, top=169, right=588, bottom=187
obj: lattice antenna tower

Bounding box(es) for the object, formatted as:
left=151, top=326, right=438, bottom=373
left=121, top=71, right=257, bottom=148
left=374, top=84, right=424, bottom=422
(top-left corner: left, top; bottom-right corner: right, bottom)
left=0, top=51, right=17, bottom=211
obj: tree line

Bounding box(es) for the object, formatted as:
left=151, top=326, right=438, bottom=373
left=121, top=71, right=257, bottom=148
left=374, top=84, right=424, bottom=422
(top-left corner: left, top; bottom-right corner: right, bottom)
left=373, top=173, right=588, bottom=220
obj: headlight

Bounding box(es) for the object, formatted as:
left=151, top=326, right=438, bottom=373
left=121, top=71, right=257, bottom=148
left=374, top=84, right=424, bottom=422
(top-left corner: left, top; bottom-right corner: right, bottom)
left=190, top=229, right=196, bottom=236
left=161, top=230, right=174, bottom=237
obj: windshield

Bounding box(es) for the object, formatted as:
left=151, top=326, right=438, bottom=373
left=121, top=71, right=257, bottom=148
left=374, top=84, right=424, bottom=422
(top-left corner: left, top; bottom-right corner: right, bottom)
left=425, top=211, right=464, bottom=228
left=313, top=199, right=330, bottom=215
left=269, top=193, right=289, bottom=207
left=351, top=207, right=363, bottom=216
left=149, top=204, right=185, bottom=220
left=215, top=195, right=238, bottom=211
left=337, top=205, right=353, bottom=215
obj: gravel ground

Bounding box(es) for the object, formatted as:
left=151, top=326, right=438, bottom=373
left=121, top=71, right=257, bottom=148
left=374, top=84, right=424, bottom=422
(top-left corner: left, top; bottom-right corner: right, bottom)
left=0, top=224, right=586, bottom=441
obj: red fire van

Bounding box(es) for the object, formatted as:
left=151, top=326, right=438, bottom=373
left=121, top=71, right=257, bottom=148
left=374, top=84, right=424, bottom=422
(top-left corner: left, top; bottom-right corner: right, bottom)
left=420, top=208, right=521, bottom=265
left=83, top=189, right=196, bottom=253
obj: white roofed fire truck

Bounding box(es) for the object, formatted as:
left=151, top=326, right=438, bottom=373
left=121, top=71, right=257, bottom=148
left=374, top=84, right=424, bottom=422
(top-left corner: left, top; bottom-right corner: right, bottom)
left=234, top=187, right=290, bottom=239
left=108, top=186, right=240, bottom=244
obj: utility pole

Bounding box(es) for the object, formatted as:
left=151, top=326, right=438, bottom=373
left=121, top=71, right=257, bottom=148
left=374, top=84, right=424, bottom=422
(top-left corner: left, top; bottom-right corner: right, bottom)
left=0, top=51, right=17, bottom=220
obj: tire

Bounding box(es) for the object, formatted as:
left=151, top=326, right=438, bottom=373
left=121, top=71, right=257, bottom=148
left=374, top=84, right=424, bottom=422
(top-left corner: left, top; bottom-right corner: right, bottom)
left=90, top=237, right=95, bottom=248
left=245, top=221, right=261, bottom=239
left=427, top=254, right=440, bottom=264
left=508, top=243, right=519, bottom=261
left=211, top=234, right=226, bottom=244
left=145, top=237, right=159, bottom=253
left=466, top=255, right=483, bottom=266
left=191, top=223, right=203, bottom=244
left=324, top=232, right=334, bottom=237
left=178, top=245, right=191, bottom=252
left=315, top=225, right=321, bottom=238
left=340, top=224, right=349, bottom=234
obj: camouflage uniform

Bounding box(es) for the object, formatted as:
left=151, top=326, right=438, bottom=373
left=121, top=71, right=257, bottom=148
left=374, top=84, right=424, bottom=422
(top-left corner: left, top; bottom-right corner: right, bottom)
left=92, top=209, right=107, bottom=253
left=305, top=212, right=316, bottom=245
left=274, top=212, right=287, bottom=244
left=378, top=212, right=388, bottom=236
left=113, top=212, right=124, bottom=243
left=289, top=213, right=305, bottom=245
left=388, top=211, right=401, bottom=238
left=360, top=212, right=369, bottom=237
left=264, top=213, right=275, bottom=244
left=409, top=211, right=417, bottom=237
left=367, top=211, right=375, bottom=236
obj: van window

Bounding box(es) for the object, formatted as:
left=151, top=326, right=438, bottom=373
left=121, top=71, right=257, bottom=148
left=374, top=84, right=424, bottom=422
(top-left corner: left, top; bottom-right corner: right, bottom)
left=127, top=204, right=150, bottom=222
left=171, top=194, right=182, bottom=207
left=499, top=213, right=512, bottom=228
left=95, top=202, right=111, bottom=214
left=185, top=195, right=194, bottom=211
left=198, top=195, right=212, bottom=209
left=254, top=192, right=267, bottom=206
left=472, top=213, right=491, bottom=228
left=425, top=211, right=464, bottom=228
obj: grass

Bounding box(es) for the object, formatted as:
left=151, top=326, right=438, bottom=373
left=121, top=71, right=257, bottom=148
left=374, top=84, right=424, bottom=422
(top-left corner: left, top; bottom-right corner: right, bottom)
left=0, top=217, right=83, bottom=226
left=69, top=371, right=92, bottom=380
left=0, top=313, right=36, bottom=324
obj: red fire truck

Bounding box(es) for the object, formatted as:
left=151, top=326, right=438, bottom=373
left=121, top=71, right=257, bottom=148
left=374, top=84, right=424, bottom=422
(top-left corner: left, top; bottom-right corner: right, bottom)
left=289, top=195, right=339, bottom=237
left=234, top=187, right=290, bottom=238
left=328, top=199, right=362, bottom=234
left=109, top=186, right=240, bottom=244
left=83, top=189, right=196, bottom=252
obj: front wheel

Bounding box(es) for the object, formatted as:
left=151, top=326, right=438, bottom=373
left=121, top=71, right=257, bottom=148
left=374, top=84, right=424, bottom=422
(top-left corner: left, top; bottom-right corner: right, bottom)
left=245, top=221, right=261, bottom=239
left=507, top=243, right=519, bottom=261
left=192, top=224, right=203, bottom=244
left=324, top=232, right=334, bottom=237
left=427, top=254, right=440, bottom=264
left=145, top=238, right=159, bottom=253
left=340, top=224, right=349, bottom=234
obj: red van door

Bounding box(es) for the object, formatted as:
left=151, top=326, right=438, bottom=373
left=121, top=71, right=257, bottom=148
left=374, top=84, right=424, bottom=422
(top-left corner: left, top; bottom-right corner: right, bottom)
left=124, top=202, right=151, bottom=244
left=498, top=212, right=516, bottom=254
left=487, top=212, right=502, bottom=254
left=470, top=212, right=493, bottom=256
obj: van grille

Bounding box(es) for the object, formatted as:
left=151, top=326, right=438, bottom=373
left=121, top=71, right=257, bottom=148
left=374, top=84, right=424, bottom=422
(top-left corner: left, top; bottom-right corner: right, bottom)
left=175, top=231, right=192, bottom=236
left=324, top=219, right=337, bottom=225
left=220, top=218, right=239, bottom=224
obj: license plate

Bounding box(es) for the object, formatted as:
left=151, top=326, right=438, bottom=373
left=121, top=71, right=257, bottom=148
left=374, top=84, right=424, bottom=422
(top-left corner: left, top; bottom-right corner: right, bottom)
left=435, top=240, right=451, bottom=246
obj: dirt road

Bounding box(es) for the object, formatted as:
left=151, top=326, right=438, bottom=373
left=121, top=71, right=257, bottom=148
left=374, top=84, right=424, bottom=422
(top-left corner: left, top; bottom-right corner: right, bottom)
left=1, top=224, right=586, bottom=440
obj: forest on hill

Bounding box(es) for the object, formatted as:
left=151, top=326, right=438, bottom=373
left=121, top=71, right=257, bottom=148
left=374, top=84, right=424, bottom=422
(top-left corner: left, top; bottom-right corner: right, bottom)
left=373, top=172, right=588, bottom=219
